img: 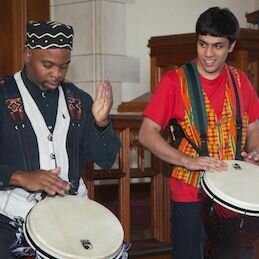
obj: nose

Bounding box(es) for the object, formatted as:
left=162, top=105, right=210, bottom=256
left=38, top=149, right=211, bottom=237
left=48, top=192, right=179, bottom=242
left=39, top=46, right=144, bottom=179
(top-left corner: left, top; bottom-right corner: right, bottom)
left=204, top=45, right=213, bottom=57
left=51, top=67, right=62, bottom=79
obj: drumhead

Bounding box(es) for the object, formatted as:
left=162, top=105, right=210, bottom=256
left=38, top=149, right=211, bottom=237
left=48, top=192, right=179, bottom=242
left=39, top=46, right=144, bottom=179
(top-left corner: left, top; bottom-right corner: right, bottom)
left=24, top=195, right=124, bottom=259
left=200, top=160, right=259, bottom=216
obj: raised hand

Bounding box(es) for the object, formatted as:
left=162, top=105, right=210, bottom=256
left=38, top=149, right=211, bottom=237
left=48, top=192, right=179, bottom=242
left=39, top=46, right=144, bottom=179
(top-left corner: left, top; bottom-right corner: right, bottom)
left=92, top=79, right=113, bottom=127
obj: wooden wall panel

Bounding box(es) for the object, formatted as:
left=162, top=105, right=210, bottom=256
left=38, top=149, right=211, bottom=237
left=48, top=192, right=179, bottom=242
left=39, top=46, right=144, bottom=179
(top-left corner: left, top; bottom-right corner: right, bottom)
left=26, top=0, right=50, bottom=22
left=0, top=1, right=14, bottom=75
left=0, top=0, right=49, bottom=75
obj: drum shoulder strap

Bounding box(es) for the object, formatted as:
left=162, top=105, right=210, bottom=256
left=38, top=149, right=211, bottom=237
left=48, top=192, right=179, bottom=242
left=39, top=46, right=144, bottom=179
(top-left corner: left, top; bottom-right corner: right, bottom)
left=227, top=66, right=243, bottom=160
left=169, top=118, right=202, bottom=155
left=182, top=62, right=208, bottom=156
left=169, top=62, right=208, bottom=156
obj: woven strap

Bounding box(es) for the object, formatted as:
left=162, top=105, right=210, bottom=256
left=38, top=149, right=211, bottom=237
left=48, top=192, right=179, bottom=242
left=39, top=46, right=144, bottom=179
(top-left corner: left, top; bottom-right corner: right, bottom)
left=183, top=62, right=209, bottom=156
left=228, top=68, right=243, bottom=160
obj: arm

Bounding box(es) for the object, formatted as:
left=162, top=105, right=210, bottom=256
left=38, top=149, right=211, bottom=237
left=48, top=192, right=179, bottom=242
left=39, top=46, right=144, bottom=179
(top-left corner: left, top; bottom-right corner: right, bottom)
left=241, top=119, right=259, bottom=163
left=239, top=71, right=259, bottom=163
left=138, top=117, right=227, bottom=172
left=85, top=120, right=121, bottom=169
left=82, top=80, right=120, bottom=168
left=138, top=117, right=187, bottom=166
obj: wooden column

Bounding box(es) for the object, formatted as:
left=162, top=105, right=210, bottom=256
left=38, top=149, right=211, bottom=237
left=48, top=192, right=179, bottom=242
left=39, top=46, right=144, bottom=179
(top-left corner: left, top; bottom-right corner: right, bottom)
left=118, top=127, right=131, bottom=242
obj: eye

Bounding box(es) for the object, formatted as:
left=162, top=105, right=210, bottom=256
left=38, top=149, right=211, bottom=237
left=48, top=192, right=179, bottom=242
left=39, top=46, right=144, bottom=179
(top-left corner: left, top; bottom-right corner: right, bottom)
left=215, top=44, right=224, bottom=49
left=42, top=62, right=53, bottom=69
left=199, top=41, right=206, bottom=48
left=60, top=64, right=69, bottom=70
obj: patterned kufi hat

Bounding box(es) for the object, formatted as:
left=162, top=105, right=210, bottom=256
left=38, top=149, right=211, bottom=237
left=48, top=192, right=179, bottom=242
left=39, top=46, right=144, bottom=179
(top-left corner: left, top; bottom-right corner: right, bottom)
left=25, top=20, right=74, bottom=50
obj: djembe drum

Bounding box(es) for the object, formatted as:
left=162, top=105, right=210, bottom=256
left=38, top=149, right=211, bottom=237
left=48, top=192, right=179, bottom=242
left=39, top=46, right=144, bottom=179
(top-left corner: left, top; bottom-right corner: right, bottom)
left=23, top=195, right=126, bottom=259
left=200, top=160, right=259, bottom=248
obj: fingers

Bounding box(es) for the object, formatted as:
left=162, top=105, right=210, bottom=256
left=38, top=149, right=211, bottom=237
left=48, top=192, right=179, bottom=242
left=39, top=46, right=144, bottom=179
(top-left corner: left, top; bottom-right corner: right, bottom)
left=23, top=169, right=71, bottom=196
left=43, top=169, right=70, bottom=196
left=95, top=79, right=112, bottom=100
left=242, top=150, right=259, bottom=163
left=92, top=79, right=113, bottom=125
left=43, top=180, right=70, bottom=196
left=201, top=158, right=228, bottom=172
left=203, top=158, right=227, bottom=172
left=95, top=82, right=104, bottom=100
left=103, top=78, right=112, bottom=99
left=248, top=151, right=259, bottom=161
left=94, top=81, right=112, bottom=110
left=184, top=156, right=228, bottom=172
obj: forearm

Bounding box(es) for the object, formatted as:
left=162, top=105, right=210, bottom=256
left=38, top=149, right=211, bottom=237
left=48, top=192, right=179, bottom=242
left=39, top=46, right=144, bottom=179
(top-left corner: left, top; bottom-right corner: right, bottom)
left=138, top=120, right=188, bottom=167
left=9, top=170, right=27, bottom=187
left=143, top=135, right=188, bottom=166
left=245, top=120, right=259, bottom=152
left=84, top=121, right=121, bottom=168
left=246, top=132, right=259, bottom=152
left=139, top=117, right=228, bottom=172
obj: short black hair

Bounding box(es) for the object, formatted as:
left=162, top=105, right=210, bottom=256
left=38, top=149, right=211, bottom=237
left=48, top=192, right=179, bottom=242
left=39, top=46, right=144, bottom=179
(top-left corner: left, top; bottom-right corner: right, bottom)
left=196, top=7, right=239, bottom=44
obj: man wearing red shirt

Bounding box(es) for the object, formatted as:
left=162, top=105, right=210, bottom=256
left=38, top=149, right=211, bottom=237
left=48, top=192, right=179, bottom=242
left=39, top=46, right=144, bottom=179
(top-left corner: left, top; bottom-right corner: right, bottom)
left=139, top=7, right=259, bottom=259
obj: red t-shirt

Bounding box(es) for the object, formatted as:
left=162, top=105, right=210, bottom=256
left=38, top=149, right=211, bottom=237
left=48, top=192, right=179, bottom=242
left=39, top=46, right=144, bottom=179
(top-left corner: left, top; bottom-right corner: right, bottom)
left=143, top=64, right=259, bottom=202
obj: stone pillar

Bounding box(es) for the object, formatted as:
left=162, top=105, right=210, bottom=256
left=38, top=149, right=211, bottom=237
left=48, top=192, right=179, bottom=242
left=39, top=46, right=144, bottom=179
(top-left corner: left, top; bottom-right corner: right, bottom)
left=50, top=0, right=139, bottom=111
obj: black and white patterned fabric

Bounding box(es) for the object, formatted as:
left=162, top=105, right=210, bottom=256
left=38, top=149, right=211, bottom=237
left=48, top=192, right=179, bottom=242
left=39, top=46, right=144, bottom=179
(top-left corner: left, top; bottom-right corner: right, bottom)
left=25, top=20, right=74, bottom=50
left=9, top=217, right=35, bottom=257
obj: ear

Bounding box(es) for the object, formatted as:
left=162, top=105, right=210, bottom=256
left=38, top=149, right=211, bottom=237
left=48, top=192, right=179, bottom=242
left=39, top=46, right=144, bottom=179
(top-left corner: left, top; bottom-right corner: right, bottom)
left=24, top=48, right=32, bottom=64
left=228, top=40, right=236, bottom=53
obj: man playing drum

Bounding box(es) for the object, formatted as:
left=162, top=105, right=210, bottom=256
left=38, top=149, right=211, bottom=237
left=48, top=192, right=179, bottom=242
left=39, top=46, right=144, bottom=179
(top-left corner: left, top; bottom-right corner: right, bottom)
left=0, top=20, right=120, bottom=258
left=138, top=7, right=259, bottom=259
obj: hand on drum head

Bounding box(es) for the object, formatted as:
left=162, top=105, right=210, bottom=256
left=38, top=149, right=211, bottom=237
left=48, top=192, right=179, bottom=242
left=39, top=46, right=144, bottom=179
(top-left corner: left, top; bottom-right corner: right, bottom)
left=182, top=156, right=228, bottom=172
left=10, top=168, right=71, bottom=195
left=241, top=150, right=259, bottom=164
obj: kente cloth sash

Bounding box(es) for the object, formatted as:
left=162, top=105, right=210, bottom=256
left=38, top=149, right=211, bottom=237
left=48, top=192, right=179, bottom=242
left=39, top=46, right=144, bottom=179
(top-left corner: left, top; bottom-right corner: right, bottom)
left=0, top=71, right=87, bottom=219
left=171, top=65, right=248, bottom=188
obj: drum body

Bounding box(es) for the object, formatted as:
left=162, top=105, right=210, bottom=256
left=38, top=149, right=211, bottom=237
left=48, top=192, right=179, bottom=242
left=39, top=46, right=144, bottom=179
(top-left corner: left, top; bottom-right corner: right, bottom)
left=200, top=160, right=259, bottom=247
left=23, top=195, right=124, bottom=259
